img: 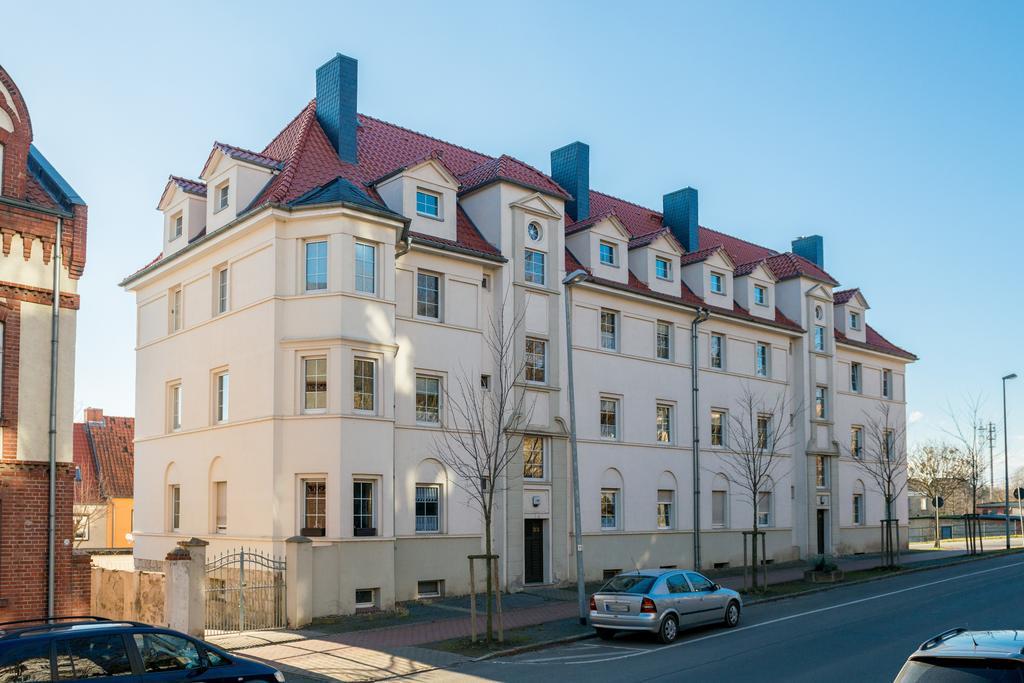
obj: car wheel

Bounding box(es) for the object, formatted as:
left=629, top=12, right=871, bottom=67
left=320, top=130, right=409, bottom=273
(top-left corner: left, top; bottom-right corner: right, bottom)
left=723, top=601, right=740, bottom=628
left=596, top=628, right=617, bottom=640
left=658, top=614, right=679, bottom=644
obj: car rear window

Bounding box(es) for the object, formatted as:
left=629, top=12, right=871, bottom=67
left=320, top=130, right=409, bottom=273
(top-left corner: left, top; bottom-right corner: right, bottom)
left=896, top=658, right=1024, bottom=682
left=600, top=575, right=656, bottom=594
left=0, top=641, right=52, bottom=682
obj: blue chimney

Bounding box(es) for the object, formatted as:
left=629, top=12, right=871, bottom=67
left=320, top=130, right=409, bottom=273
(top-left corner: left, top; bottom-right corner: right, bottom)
left=663, top=187, right=699, bottom=253
left=550, top=142, right=589, bottom=222
left=792, top=235, right=824, bottom=268
left=316, top=54, right=358, bottom=164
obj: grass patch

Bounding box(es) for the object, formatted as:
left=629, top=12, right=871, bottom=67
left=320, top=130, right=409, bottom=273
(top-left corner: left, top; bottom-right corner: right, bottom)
left=309, top=605, right=412, bottom=633
left=426, top=618, right=592, bottom=657
left=740, top=566, right=902, bottom=598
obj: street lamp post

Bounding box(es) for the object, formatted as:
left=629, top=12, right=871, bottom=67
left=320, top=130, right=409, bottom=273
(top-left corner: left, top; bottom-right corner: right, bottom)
left=1003, top=373, right=1017, bottom=550
left=563, top=269, right=589, bottom=625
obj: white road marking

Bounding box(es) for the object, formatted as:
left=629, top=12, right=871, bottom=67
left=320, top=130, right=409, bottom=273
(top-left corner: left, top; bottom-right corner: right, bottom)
left=501, top=558, right=1024, bottom=666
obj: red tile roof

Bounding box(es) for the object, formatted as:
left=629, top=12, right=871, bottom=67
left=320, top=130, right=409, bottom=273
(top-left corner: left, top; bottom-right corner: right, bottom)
left=833, top=288, right=860, bottom=304
left=458, top=154, right=570, bottom=199
left=169, top=175, right=207, bottom=197
left=835, top=325, right=917, bottom=361
left=410, top=205, right=503, bottom=260
left=73, top=414, right=135, bottom=501
left=211, top=142, right=283, bottom=171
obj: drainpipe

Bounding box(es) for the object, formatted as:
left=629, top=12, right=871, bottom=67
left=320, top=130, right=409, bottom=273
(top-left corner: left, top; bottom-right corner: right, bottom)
left=47, top=218, right=63, bottom=618
left=690, top=307, right=710, bottom=571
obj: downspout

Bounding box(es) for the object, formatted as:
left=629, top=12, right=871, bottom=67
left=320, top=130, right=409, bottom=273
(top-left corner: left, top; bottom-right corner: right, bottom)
left=47, top=217, right=63, bottom=618
left=690, top=307, right=710, bottom=571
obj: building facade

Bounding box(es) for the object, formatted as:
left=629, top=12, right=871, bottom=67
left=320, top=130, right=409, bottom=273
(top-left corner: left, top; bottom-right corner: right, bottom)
left=122, top=54, right=914, bottom=616
left=73, top=408, right=135, bottom=549
left=0, top=64, right=90, bottom=619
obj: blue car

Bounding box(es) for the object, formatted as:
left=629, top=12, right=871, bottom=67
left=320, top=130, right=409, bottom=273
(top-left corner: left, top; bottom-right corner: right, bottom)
left=0, top=616, right=286, bottom=682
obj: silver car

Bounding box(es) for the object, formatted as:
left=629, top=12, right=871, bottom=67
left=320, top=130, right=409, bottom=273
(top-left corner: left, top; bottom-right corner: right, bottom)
left=589, top=569, right=742, bottom=643
left=895, top=628, right=1024, bottom=681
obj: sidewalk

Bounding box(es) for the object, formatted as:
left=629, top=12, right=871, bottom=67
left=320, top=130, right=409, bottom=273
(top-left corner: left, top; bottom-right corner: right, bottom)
left=211, top=544, right=1002, bottom=682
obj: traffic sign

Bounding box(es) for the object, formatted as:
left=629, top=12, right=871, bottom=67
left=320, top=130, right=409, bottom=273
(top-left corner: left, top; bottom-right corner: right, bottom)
left=1014, top=487, right=1024, bottom=500
left=933, top=496, right=944, bottom=509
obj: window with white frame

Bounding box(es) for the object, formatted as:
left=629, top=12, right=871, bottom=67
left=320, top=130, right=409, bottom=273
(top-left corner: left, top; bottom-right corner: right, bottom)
left=169, top=287, right=183, bottom=333
left=415, top=485, right=440, bottom=533
left=815, top=386, right=827, bottom=419
left=882, top=369, right=893, bottom=399
left=215, top=371, right=229, bottom=423
left=655, top=257, right=672, bottom=280
left=353, top=358, right=375, bottom=413
left=710, top=333, right=724, bottom=369
left=600, top=489, right=619, bottom=530
left=213, top=481, right=227, bottom=533
left=416, top=272, right=441, bottom=319
left=851, top=426, right=864, bottom=459
left=756, top=342, right=769, bottom=377
left=711, top=409, right=725, bottom=446
left=171, top=213, right=183, bottom=240
left=599, top=241, right=616, bottom=266
left=303, top=357, right=327, bottom=411
left=524, top=249, right=545, bottom=285
left=525, top=337, right=547, bottom=384
left=169, top=485, right=181, bottom=531
left=353, top=480, right=376, bottom=535
left=814, top=325, right=826, bottom=352
left=657, top=489, right=674, bottom=529
left=354, top=588, right=378, bottom=609
left=523, top=436, right=544, bottom=480
left=355, top=242, right=377, bottom=294
left=216, top=183, right=229, bottom=211
left=656, top=403, right=673, bottom=444
left=74, top=515, right=89, bottom=541
left=756, top=491, right=773, bottom=527
left=600, top=398, right=619, bottom=439
left=853, top=493, right=864, bottom=525
left=415, top=374, right=441, bottom=424
left=656, top=321, right=672, bottom=360
left=417, top=580, right=443, bottom=599
left=416, top=190, right=440, bottom=217
left=527, top=221, right=542, bottom=242
left=850, top=311, right=861, bottom=330
left=884, top=429, right=895, bottom=460
left=815, top=456, right=829, bottom=489
left=757, top=414, right=771, bottom=449
left=754, top=284, right=767, bottom=306
left=712, top=489, right=727, bottom=528
left=710, top=272, right=724, bottom=294
left=600, top=309, right=618, bottom=350
left=305, top=240, right=328, bottom=291
left=216, top=267, right=229, bottom=314
left=851, top=362, right=862, bottom=393
left=169, top=383, right=182, bottom=432
left=301, top=479, right=326, bottom=536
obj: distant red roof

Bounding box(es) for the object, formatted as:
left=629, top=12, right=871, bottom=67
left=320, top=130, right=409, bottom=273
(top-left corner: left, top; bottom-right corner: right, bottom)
left=73, top=412, right=135, bottom=501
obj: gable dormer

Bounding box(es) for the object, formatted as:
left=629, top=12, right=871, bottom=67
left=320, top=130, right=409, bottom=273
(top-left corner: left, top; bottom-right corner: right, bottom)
left=835, top=288, right=869, bottom=342
left=734, top=259, right=777, bottom=320
left=374, top=155, right=460, bottom=242
left=628, top=228, right=683, bottom=296
left=564, top=211, right=631, bottom=285
left=680, top=246, right=735, bottom=307
left=157, top=176, right=207, bottom=257
left=200, top=142, right=281, bottom=234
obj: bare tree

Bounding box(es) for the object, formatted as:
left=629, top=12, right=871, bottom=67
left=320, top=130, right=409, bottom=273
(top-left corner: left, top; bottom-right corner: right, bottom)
left=850, top=402, right=908, bottom=566
left=434, top=306, right=532, bottom=643
left=722, top=385, right=798, bottom=590
left=908, top=442, right=971, bottom=548
left=72, top=505, right=106, bottom=548
left=945, top=397, right=989, bottom=548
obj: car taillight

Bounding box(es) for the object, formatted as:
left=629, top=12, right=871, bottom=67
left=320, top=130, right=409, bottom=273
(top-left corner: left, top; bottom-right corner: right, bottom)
left=589, top=595, right=597, bottom=611
left=641, top=597, right=657, bottom=613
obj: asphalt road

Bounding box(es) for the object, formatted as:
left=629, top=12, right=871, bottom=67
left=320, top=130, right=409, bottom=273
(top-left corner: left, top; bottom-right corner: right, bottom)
left=420, top=553, right=1024, bottom=682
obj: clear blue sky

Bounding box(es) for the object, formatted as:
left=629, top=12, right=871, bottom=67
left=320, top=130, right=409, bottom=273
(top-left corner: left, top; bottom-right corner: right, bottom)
left=3, top=1, right=1021, bottom=461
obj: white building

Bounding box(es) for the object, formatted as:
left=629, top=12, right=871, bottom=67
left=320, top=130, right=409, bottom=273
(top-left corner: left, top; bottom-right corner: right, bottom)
left=121, top=53, right=915, bottom=615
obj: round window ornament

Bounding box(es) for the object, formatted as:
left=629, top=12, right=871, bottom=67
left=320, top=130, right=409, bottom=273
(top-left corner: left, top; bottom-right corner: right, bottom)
left=815, top=305, right=824, bottom=320
left=528, top=222, right=542, bottom=241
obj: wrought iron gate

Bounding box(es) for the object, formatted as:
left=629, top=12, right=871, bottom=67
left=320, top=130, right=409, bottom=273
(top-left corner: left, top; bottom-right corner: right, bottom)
left=205, top=548, right=286, bottom=633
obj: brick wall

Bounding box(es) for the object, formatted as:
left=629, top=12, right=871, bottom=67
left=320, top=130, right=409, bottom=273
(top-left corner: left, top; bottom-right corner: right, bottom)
left=0, top=462, right=91, bottom=619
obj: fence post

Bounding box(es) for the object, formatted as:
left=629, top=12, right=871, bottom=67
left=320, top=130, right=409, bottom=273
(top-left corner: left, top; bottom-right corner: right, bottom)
left=286, top=536, right=313, bottom=628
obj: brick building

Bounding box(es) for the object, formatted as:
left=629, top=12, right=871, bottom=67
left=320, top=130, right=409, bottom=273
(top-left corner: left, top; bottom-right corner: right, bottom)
left=0, top=64, right=89, bottom=619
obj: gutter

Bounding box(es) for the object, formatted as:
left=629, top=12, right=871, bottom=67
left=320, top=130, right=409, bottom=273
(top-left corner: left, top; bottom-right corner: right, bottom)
left=0, top=195, right=72, bottom=219
left=690, top=307, right=710, bottom=571
left=47, top=217, right=62, bottom=618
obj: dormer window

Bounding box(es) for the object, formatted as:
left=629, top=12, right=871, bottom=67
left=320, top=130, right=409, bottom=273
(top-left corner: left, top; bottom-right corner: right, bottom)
left=849, top=311, right=861, bottom=330
left=216, top=183, right=229, bottom=212
left=171, top=213, right=183, bottom=240
left=599, top=241, right=616, bottom=266
left=416, top=190, right=440, bottom=218
left=754, top=285, right=767, bottom=306
left=655, top=257, right=672, bottom=281
left=710, top=272, right=724, bottom=294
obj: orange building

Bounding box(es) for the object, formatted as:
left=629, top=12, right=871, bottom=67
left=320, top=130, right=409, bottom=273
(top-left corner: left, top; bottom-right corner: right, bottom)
left=72, top=408, right=135, bottom=549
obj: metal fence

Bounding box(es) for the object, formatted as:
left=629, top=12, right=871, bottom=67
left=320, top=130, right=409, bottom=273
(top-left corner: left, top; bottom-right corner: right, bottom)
left=205, top=548, right=286, bottom=633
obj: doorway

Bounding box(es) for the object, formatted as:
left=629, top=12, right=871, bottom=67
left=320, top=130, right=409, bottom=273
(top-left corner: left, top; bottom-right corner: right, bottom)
left=524, top=519, right=545, bottom=584
left=816, top=509, right=829, bottom=555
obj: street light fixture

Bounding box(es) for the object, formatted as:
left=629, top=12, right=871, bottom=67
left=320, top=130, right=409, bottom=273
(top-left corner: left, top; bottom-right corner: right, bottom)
left=1003, top=373, right=1017, bottom=550
left=562, top=268, right=589, bottom=625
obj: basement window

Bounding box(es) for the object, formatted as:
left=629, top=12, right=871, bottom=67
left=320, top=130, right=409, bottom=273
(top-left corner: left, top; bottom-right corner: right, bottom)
left=417, top=580, right=443, bottom=599
left=355, top=588, right=378, bottom=610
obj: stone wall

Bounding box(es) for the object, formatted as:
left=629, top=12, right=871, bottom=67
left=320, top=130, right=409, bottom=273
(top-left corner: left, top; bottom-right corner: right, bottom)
left=90, top=566, right=165, bottom=625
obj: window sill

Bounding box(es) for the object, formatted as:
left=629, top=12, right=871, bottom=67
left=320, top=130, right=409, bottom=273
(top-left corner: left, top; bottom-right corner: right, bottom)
left=416, top=211, right=442, bottom=221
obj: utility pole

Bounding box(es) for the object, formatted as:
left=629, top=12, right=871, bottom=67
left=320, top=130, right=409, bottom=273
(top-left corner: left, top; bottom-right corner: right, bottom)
left=979, top=423, right=997, bottom=497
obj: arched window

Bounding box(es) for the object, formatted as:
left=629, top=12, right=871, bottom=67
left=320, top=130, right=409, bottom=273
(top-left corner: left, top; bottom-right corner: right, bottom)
left=712, top=473, right=730, bottom=529
left=853, top=479, right=866, bottom=526
left=415, top=458, right=446, bottom=534
left=164, top=462, right=180, bottom=533
left=600, top=468, right=624, bottom=531
left=657, top=471, right=677, bottom=530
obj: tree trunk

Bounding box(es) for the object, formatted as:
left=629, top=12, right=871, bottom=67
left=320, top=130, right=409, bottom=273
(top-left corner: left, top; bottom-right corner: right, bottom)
left=484, top=512, right=494, bottom=643
left=751, top=519, right=759, bottom=591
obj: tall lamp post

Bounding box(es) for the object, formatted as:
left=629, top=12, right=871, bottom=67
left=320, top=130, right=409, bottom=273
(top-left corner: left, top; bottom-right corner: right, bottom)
left=1003, top=373, right=1017, bottom=549
left=563, top=269, right=589, bottom=625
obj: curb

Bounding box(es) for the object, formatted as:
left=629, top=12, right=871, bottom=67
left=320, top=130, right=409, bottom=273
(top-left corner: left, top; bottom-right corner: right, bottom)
left=471, top=631, right=596, bottom=661
left=742, top=548, right=1024, bottom=606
